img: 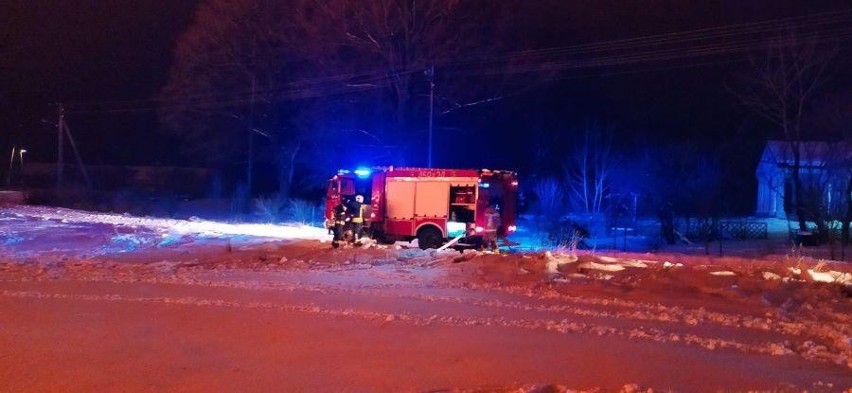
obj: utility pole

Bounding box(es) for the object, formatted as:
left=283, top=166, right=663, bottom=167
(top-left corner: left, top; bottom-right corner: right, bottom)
left=63, top=117, right=92, bottom=189
left=55, top=103, right=92, bottom=190
left=426, top=65, right=435, bottom=168
left=247, top=74, right=255, bottom=199
left=56, top=104, right=65, bottom=190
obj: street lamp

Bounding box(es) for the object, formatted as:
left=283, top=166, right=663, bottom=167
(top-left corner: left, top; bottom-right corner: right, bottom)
left=7, top=147, right=26, bottom=186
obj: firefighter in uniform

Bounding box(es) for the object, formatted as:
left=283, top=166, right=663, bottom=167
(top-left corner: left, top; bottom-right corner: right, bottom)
left=348, top=195, right=367, bottom=242
left=483, top=200, right=502, bottom=251
left=331, top=197, right=350, bottom=248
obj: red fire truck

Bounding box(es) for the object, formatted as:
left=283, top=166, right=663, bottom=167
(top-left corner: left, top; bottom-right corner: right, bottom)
left=325, top=167, right=518, bottom=249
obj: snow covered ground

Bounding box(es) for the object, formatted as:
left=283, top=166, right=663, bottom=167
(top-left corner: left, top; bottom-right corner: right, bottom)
left=0, top=205, right=850, bottom=392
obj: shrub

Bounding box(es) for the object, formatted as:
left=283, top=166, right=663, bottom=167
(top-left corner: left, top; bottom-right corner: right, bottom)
left=546, top=217, right=590, bottom=249
left=281, top=199, right=320, bottom=225
left=253, top=195, right=320, bottom=225
left=253, top=194, right=287, bottom=222
left=532, top=177, right=564, bottom=216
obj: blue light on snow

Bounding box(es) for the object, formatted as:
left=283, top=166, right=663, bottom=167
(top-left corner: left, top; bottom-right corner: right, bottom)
left=354, top=167, right=372, bottom=178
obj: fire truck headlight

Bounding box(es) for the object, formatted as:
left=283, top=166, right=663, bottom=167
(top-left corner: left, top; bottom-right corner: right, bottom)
left=475, top=226, right=484, bottom=233
left=508, top=225, right=517, bottom=232
left=511, top=180, right=519, bottom=187
left=370, top=212, right=376, bottom=218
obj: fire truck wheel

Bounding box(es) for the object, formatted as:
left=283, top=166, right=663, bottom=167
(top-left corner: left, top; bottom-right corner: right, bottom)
left=417, top=226, right=443, bottom=250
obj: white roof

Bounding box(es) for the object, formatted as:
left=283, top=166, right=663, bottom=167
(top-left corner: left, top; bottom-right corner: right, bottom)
left=760, top=140, right=851, bottom=168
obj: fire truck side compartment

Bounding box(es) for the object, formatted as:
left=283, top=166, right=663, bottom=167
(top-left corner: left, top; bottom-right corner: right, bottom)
left=385, top=180, right=415, bottom=219
left=413, top=181, right=450, bottom=219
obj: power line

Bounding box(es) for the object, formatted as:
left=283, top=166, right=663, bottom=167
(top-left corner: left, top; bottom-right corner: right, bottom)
left=64, top=67, right=422, bottom=112
left=62, top=10, right=852, bottom=115
left=450, top=28, right=852, bottom=78
left=451, top=9, right=852, bottom=64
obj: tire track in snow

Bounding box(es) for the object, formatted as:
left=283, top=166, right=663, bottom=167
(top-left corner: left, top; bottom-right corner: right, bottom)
left=6, top=265, right=848, bottom=362
left=167, top=273, right=852, bottom=350
left=2, top=287, right=848, bottom=369
left=3, top=259, right=849, bottom=368
left=4, top=262, right=848, bottom=350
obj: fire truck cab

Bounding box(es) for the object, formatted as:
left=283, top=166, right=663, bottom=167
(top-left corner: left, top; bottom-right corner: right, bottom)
left=325, top=167, right=518, bottom=249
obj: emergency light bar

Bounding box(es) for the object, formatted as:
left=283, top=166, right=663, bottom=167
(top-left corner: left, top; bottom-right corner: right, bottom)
left=354, top=168, right=372, bottom=178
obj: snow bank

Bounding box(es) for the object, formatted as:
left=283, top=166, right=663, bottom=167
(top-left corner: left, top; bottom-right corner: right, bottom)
left=578, top=261, right=626, bottom=272
left=788, top=266, right=852, bottom=287
left=5, top=205, right=330, bottom=241
left=544, top=252, right=578, bottom=273
left=709, top=271, right=737, bottom=276
left=805, top=269, right=852, bottom=286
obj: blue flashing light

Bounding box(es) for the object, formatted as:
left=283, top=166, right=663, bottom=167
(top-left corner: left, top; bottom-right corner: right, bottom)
left=479, top=182, right=490, bottom=188
left=354, top=167, right=372, bottom=178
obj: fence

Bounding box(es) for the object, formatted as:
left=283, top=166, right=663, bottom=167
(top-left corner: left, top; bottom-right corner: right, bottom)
left=718, top=221, right=768, bottom=240
left=677, top=219, right=768, bottom=241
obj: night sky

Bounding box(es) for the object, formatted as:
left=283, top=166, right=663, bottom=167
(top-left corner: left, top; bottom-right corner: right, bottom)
left=2, top=0, right=199, bottom=164
left=2, top=0, right=850, bottom=207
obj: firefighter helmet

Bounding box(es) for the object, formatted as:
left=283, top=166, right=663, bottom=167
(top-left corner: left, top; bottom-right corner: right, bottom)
left=355, top=195, right=364, bottom=203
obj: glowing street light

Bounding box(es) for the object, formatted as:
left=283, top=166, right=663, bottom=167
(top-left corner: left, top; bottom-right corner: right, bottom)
left=7, top=146, right=26, bottom=186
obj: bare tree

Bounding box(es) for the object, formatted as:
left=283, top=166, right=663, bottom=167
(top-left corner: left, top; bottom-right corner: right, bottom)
left=807, top=91, right=852, bottom=253
left=322, top=1, right=486, bottom=130
left=563, top=122, right=619, bottom=215
left=733, top=33, right=838, bottom=231
left=159, top=0, right=324, bottom=199
left=530, top=176, right=570, bottom=247
left=532, top=176, right=564, bottom=216
left=159, top=0, right=527, bottom=198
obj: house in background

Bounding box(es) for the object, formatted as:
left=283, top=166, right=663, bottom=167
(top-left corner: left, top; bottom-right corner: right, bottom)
left=755, top=140, right=851, bottom=218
